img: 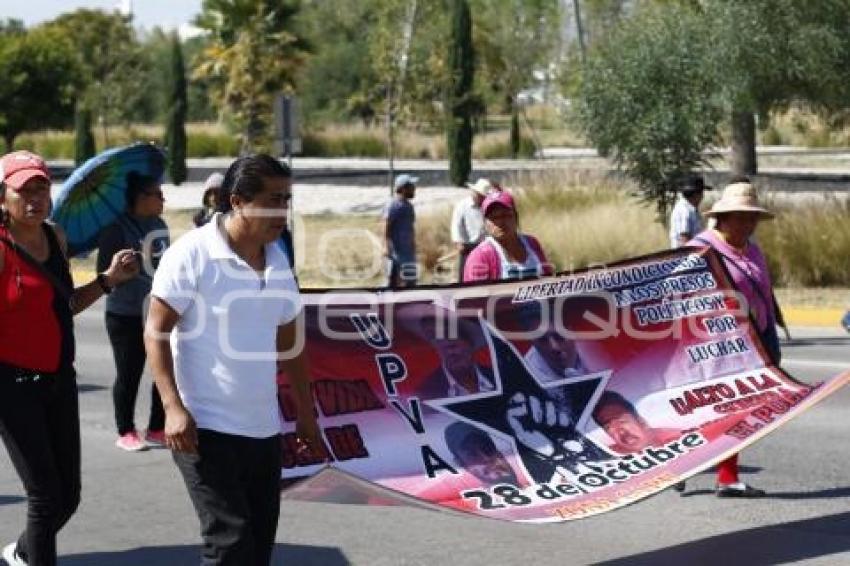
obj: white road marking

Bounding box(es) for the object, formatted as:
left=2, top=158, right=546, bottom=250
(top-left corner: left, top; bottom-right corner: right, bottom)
left=782, top=358, right=850, bottom=370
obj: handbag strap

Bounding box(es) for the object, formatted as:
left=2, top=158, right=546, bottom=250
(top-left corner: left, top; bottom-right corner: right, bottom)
left=0, top=231, right=72, bottom=302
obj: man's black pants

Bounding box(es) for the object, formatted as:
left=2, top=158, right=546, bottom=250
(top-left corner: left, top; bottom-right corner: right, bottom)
left=173, top=429, right=282, bottom=566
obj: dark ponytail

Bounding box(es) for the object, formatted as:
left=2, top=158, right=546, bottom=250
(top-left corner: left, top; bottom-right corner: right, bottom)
left=0, top=182, right=8, bottom=226
left=218, top=154, right=291, bottom=214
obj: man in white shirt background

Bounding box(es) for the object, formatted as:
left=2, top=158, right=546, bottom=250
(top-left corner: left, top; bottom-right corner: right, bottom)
left=450, top=178, right=495, bottom=281
left=669, top=176, right=711, bottom=248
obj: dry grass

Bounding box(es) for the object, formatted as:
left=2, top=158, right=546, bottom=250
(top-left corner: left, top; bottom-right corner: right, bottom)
left=493, top=170, right=664, bottom=271
left=774, top=288, right=849, bottom=309
left=760, top=107, right=850, bottom=148
left=291, top=214, right=384, bottom=287
left=70, top=171, right=850, bottom=297
left=757, top=194, right=850, bottom=287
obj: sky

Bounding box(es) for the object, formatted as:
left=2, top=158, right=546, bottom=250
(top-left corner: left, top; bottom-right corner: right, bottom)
left=1, top=0, right=204, bottom=33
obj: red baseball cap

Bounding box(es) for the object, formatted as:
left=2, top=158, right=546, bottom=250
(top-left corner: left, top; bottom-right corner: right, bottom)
left=481, top=189, right=516, bottom=217
left=0, top=151, right=51, bottom=190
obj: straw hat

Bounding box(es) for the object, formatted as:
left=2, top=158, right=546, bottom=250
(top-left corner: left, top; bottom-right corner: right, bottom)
left=705, top=182, right=774, bottom=219
left=466, top=178, right=496, bottom=196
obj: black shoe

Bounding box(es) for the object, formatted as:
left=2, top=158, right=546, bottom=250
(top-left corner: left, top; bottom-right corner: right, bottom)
left=716, top=483, right=765, bottom=498
left=672, top=481, right=686, bottom=493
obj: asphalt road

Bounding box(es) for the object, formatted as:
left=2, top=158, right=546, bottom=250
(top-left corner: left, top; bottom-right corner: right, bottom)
left=1, top=305, right=849, bottom=565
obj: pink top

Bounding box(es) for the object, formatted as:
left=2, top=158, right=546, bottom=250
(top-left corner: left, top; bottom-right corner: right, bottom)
left=688, top=229, right=776, bottom=331
left=463, top=234, right=553, bottom=282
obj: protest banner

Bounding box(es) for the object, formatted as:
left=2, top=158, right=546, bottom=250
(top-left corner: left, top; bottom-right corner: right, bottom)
left=278, top=247, right=850, bottom=523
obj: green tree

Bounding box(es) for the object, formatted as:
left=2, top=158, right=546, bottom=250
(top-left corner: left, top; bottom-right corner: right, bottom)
left=576, top=4, right=726, bottom=220
left=576, top=0, right=850, bottom=212
left=182, top=35, right=218, bottom=122
left=367, top=0, right=448, bottom=190
left=44, top=10, right=149, bottom=139
left=473, top=0, right=562, bottom=158
left=0, top=26, right=79, bottom=149
left=711, top=0, right=850, bottom=175
left=297, top=0, right=379, bottom=123
left=0, top=19, right=25, bottom=37
left=446, top=0, right=474, bottom=186
left=74, top=106, right=96, bottom=165
left=194, top=0, right=309, bottom=153
left=164, top=34, right=188, bottom=184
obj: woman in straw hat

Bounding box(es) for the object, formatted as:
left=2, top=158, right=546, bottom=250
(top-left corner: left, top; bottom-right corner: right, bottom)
left=686, top=179, right=778, bottom=498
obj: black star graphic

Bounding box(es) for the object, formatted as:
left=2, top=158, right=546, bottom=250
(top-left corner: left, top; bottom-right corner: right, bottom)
left=427, top=319, right=613, bottom=484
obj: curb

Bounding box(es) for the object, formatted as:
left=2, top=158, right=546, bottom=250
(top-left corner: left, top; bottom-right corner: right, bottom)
left=71, top=269, right=845, bottom=329
left=782, top=307, right=846, bottom=328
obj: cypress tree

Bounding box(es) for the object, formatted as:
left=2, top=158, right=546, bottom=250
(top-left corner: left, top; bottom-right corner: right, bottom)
left=74, top=106, right=96, bottom=166
left=164, top=33, right=188, bottom=185
left=446, top=0, right=474, bottom=186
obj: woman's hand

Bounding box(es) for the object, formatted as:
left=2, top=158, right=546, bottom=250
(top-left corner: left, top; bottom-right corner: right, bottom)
left=104, top=249, right=140, bottom=286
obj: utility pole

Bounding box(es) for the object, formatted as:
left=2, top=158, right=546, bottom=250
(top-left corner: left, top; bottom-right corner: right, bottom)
left=387, top=0, right=418, bottom=194
left=573, top=0, right=587, bottom=64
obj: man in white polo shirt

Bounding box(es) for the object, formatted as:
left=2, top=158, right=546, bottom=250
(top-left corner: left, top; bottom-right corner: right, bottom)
left=450, top=178, right=493, bottom=281
left=144, top=154, right=321, bottom=565
left=669, top=175, right=710, bottom=248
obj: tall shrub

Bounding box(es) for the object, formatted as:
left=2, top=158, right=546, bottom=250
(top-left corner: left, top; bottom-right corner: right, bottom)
left=446, top=0, right=473, bottom=186
left=164, top=34, right=187, bottom=184
left=73, top=106, right=96, bottom=165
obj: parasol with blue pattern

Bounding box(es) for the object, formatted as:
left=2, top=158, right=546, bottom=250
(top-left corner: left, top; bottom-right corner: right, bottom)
left=51, top=143, right=165, bottom=257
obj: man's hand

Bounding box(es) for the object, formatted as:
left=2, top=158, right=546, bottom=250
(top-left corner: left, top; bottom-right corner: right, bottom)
left=164, top=404, right=198, bottom=454
left=506, top=392, right=571, bottom=457
left=295, top=412, right=324, bottom=456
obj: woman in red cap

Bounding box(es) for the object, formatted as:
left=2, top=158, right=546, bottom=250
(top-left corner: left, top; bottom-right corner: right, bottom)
left=0, top=150, right=139, bottom=565
left=462, top=189, right=553, bottom=282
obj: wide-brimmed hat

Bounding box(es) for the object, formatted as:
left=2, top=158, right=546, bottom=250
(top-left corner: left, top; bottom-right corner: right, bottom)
left=705, top=182, right=774, bottom=219
left=466, top=178, right=496, bottom=196
left=481, top=190, right=516, bottom=217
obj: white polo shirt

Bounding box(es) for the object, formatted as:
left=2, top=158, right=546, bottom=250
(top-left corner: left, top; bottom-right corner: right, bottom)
left=151, top=213, right=301, bottom=438
left=669, top=196, right=702, bottom=248
left=450, top=195, right=485, bottom=245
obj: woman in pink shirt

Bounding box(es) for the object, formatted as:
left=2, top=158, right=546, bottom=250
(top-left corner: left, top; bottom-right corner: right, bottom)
left=462, top=190, right=553, bottom=282
left=686, top=180, right=777, bottom=498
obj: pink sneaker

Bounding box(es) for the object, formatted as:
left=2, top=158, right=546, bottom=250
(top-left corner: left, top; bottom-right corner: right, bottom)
left=144, top=429, right=166, bottom=447
left=116, top=431, right=148, bottom=452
